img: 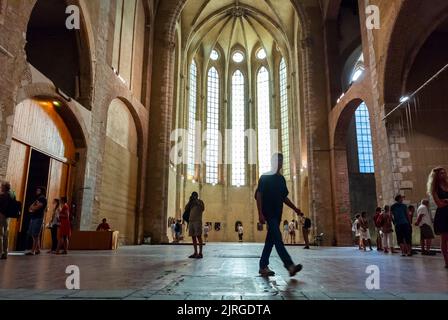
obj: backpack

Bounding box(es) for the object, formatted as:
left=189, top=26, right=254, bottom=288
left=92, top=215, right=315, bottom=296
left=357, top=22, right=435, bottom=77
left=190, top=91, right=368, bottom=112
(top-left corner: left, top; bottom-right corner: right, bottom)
left=182, top=204, right=191, bottom=224
left=304, top=218, right=311, bottom=229
left=5, top=192, right=21, bottom=219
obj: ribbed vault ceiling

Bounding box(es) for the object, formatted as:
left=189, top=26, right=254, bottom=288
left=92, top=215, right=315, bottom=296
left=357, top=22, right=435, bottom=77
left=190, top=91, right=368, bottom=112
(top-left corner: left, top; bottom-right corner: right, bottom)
left=180, top=0, right=298, bottom=61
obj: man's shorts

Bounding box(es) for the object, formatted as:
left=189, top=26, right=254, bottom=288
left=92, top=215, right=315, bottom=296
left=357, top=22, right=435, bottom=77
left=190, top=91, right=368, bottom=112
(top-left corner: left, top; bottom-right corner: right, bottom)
left=28, top=218, right=43, bottom=237
left=188, top=221, right=203, bottom=237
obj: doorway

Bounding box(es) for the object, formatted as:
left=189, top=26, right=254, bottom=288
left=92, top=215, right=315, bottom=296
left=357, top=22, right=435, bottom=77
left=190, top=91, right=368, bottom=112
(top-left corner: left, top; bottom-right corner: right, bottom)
left=16, top=150, right=50, bottom=251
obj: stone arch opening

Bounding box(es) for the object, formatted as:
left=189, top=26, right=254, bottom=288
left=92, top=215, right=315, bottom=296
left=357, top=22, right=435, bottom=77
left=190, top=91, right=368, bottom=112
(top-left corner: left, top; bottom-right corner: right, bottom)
left=25, top=0, right=93, bottom=109
left=6, top=98, right=85, bottom=251
left=332, top=99, right=377, bottom=245
left=325, top=0, right=363, bottom=107
left=383, top=14, right=448, bottom=246
left=146, top=0, right=312, bottom=243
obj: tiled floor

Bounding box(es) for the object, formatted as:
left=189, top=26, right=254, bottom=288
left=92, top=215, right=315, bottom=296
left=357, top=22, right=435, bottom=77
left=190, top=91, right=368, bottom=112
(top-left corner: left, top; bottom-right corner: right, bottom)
left=0, top=243, right=447, bottom=300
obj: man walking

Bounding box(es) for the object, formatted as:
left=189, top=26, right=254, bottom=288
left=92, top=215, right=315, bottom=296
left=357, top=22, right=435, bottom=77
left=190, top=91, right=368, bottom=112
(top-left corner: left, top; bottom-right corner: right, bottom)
left=255, top=153, right=303, bottom=277
left=0, top=182, right=15, bottom=260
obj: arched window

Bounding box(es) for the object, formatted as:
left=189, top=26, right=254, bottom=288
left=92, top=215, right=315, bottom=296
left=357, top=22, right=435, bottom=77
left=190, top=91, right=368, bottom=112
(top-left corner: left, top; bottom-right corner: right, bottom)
left=187, top=61, right=197, bottom=178
left=279, top=58, right=290, bottom=179
left=355, top=102, right=374, bottom=173
left=206, top=67, right=220, bottom=184
left=257, top=66, right=271, bottom=176
left=232, top=70, right=245, bottom=186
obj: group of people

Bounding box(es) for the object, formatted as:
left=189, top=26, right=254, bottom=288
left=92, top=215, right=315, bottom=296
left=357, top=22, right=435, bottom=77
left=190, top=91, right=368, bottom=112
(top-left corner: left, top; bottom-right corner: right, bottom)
left=0, top=184, right=71, bottom=258
left=282, top=216, right=311, bottom=248
left=0, top=181, right=115, bottom=258
left=46, top=195, right=71, bottom=255
left=352, top=166, right=448, bottom=269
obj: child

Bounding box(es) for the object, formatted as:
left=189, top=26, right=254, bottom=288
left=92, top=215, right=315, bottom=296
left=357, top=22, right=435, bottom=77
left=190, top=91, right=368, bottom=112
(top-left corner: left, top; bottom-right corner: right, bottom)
left=352, top=214, right=362, bottom=249
left=360, top=211, right=373, bottom=251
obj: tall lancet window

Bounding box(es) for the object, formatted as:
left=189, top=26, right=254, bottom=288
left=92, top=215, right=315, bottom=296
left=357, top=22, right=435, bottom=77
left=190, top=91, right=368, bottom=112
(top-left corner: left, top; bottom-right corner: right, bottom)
left=187, top=61, right=197, bottom=178
left=257, top=66, right=271, bottom=176
left=231, top=70, right=246, bottom=186
left=206, top=67, right=220, bottom=184
left=279, top=58, right=290, bottom=179
left=355, top=102, right=374, bottom=173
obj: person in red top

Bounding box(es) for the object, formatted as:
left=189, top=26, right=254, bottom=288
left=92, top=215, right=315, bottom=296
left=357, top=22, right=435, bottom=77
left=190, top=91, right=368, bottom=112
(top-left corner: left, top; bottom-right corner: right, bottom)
left=56, top=197, right=71, bottom=255
left=96, top=218, right=111, bottom=231
left=373, top=207, right=383, bottom=251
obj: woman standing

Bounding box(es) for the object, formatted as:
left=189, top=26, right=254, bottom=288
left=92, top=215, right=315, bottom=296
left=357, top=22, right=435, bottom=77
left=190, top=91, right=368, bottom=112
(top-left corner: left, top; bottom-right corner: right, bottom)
left=56, top=197, right=71, bottom=255
left=381, top=205, right=395, bottom=254
left=427, top=167, right=448, bottom=268
left=48, top=199, right=60, bottom=253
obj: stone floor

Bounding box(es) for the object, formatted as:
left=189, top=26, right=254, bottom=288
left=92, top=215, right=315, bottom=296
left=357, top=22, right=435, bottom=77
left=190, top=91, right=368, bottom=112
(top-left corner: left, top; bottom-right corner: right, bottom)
left=0, top=243, right=447, bottom=300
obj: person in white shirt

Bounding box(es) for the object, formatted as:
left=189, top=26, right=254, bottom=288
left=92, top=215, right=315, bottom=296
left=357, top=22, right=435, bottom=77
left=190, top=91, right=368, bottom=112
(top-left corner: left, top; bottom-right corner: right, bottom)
left=415, top=199, right=435, bottom=255
left=352, top=214, right=362, bottom=250
left=288, top=220, right=296, bottom=244
left=203, top=223, right=210, bottom=242
left=237, top=224, right=244, bottom=242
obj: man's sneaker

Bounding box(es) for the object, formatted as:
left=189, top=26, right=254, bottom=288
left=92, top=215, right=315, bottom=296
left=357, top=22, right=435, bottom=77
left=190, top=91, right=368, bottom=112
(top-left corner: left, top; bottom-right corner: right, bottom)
left=259, top=267, right=275, bottom=277
left=288, top=264, right=303, bottom=277
left=303, top=246, right=310, bottom=249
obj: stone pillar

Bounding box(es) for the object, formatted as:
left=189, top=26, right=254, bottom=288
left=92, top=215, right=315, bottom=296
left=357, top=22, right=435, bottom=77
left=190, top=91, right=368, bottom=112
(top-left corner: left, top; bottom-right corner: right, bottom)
left=145, top=24, right=178, bottom=243
left=300, top=4, right=336, bottom=246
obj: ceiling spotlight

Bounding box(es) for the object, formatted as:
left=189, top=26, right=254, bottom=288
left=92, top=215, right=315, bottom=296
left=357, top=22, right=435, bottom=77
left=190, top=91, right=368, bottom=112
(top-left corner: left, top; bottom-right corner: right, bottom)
left=52, top=101, right=62, bottom=107
left=400, top=96, right=410, bottom=103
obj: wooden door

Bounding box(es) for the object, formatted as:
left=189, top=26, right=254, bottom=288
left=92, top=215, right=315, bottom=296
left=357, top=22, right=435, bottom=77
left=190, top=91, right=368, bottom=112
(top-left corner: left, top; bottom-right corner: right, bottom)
left=5, top=140, right=30, bottom=250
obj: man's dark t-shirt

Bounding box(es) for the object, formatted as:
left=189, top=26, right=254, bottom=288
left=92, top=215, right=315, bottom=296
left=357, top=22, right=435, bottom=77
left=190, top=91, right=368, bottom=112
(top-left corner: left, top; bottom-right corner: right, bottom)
left=256, top=173, right=289, bottom=219
left=390, top=202, right=409, bottom=226
left=31, top=195, right=47, bottom=219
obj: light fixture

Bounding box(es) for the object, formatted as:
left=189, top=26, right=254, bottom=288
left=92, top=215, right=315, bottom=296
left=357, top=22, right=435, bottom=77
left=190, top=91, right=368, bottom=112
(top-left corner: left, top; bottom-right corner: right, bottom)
left=337, top=92, right=345, bottom=104
left=400, top=96, right=410, bottom=103
left=52, top=100, right=61, bottom=107
left=39, top=101, right=52, bottom=108
left=192, top=179, right=196, bottom=184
